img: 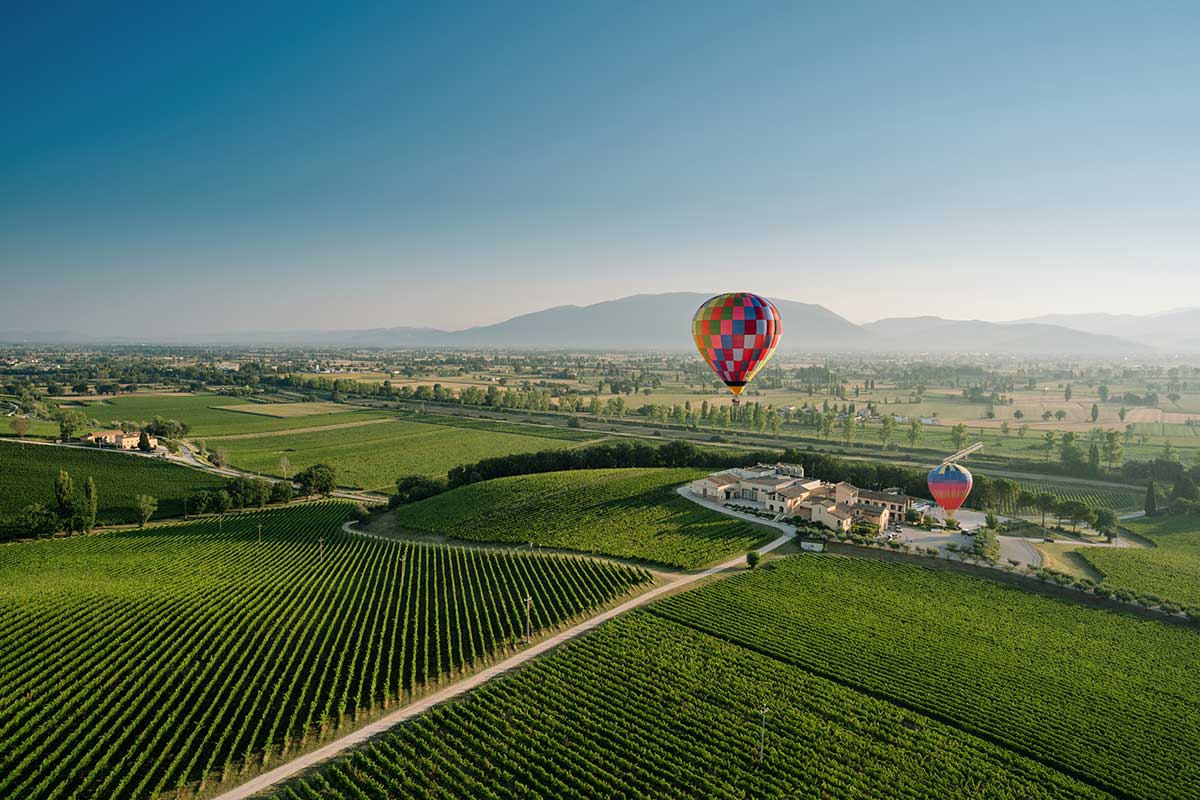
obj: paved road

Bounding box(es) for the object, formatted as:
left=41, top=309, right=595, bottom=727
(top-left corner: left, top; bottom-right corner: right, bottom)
left=212, top=516, right=794, bottom=800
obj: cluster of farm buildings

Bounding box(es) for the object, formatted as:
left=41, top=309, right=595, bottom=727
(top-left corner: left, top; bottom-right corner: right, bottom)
left=83, top=429, right=159, bottom=450
left=690, top=463, right=914, bottom=533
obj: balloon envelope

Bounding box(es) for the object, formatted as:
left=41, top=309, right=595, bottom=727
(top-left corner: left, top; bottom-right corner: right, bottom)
left=692, top=292, right=782, bottom=396
left=927, top=462, right=973, bottom=515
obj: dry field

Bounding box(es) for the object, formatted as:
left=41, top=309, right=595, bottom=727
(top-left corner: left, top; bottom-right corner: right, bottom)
left=218, top=401, right=356, bottom=417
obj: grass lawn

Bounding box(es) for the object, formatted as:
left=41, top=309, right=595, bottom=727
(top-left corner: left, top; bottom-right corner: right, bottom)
left=386, top=467, right=774, bottom=569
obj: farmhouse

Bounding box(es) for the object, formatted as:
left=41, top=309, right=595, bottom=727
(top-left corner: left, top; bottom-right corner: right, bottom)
left=689, top=464, right=913, bottom=534
left=85, top=429, right=158, bottom=450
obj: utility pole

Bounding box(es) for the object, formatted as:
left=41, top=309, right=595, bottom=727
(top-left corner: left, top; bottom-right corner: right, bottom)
left=758, top=705, right=769, bottom=762
left=524, top=595, right=533, bottom=642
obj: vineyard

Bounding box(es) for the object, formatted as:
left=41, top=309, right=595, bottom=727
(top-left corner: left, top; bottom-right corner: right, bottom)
left=0, top=439, right=224, bottom=525
left=0, top=502, right=649, bottom=800
left=389, top=467, right=774, bottom=569
left=271, top=612, right=1109, bottom=800
left=211, top=418, right=601, bottom=490
left=998, top=479, right=1142, bottom=514
left=1081, top=515, right=1200, bottom=607
left=650, top=555, right=1200, bottom=800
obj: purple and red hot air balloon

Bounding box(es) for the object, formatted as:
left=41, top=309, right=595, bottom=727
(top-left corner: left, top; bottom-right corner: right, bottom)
left=692, top=292, right=782, bottom=400
left=927, top=462, right=973, bottom=517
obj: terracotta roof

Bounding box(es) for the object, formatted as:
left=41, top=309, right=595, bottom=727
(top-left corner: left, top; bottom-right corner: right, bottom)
left=776, top=485, right=811, bottom=499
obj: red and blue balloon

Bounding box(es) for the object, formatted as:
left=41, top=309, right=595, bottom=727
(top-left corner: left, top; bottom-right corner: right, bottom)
left=927, top=462, right=973, bottom=516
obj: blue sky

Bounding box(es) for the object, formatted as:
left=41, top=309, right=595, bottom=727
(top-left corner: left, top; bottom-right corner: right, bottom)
left=2, top=1, right=1198, bottom=335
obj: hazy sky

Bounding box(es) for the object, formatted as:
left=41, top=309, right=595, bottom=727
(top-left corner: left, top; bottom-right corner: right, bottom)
left=3, top=2, right=1198, bottom=335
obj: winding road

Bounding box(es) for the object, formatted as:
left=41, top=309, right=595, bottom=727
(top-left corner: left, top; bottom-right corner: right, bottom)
left=211, top=518, right=794, bottom=799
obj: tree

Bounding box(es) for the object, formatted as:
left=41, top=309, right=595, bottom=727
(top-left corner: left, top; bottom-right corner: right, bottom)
left=1058, top=500, right=1094, bottom=533
left=270, top=481, right=295, bottom=504
left=10, top=416, right=31, bottom=445
left=819, top=411, right=835, bottom=440
left=54, top=409, right=89, bottom=441
left=83, top=477, right=97, bottom=533
left=746, top=550, right=760, bottom=569
left=1000, top=420, right=1010, bottom=436
left=1041, top=410, right=1053, bottom=422
left=297, top=463, right=337, bottom=498
left=878, top=415, right=895, bottom=447
left=1013, top=409, right=1025, bottom=420
left=906, top=418, right=923, bottom=448
left=1018, top=424, right=1030, bottom=438
left=209, top=447, right=230, bottom=468
left=1064, top=384, right=1073, bottom=402
left=1162, top=440, right=1178, bottom=462
left=1054, top=409, right=1067, bottom=422
left=137, top=430, right=152, bottom=451
left=1041, top=431, right=1057, bottom=461
left=949, top=423, right=969, bottom=451
left=135, top=495, right=157, bottom=527
left=1145, top=481, right=1158, bottom=516
left=1098, top=385, right=1110, bottom=402
left=393, top=475, right=447, bottom=505
left=1033, top=493, right=1058, bottom=529
left=53, top=470, right=76, bottom=521
left=17, top=503, right=61, bottom=538
left=1090, top=404, right=1100, bottom=423
left=212, top=490, right=232, bottom=515
left=1101, top=429, right=1123, bottom=469
left=1093, top=509, right=1119, bottom=542
left=1172, top=473, right=1199, bottom=502
left=1118, top=406, right=1128, bottom=422
left=842, top=413, right=857, bottom=445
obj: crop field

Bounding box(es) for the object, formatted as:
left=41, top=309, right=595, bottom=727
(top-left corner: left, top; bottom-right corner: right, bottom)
left=272, top=612, right=1108, bottom=800
left=650, top=555, right=1200, bottom=800
left=0, top=440, right=224, bottom=526
left=389, top=468, right=774, bottom=569
left=63, top=394, right=394, bottom=438
left=996, top=479, right=1143, bottom=514
left=216, top=402, right=355, bottom=417
left=212, top=418, right=603, bottom=491
left=1080, top=516, right=1200, bottom=607
left=0, top=503, right=649, bottom=800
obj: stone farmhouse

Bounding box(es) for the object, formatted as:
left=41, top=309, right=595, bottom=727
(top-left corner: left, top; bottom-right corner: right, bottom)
left=85, top=429, right=158, bottom=450
left=689, top=463, right=913, bottom=534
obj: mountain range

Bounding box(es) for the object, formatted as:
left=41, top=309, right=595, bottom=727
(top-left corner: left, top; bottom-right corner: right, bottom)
left=4, top=294, right=1197, bottom=354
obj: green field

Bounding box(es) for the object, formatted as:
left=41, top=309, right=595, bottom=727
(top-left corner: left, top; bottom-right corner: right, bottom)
left=272, top=612, right=1107, bottom=800
left=62, top=394, right=393, bottom=438
left=388, top=467, right=774, bottom=569
left=1080, top=516, right=1200, bottom=608
left=649, top=555, right=1200, bottom=800
left=211, top=417, right=603, bottom=491
left=0, top=503, right=649, bottom=799
left=0, top=440, right=224, bottom=526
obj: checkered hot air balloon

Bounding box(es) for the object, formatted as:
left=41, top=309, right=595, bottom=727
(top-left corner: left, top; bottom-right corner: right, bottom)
left=692, top=293, right=782, bottom=398
left=927, top=462, right=973, bottom=517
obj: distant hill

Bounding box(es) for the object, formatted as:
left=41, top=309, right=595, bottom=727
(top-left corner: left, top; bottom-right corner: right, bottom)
left=436, top=292, right=878, bottom=352
left=0, top=293, right=1159, bottom=354
left=1015, top=309, right=1200, bottom=351
left=861, top=317, right=1150, bottom=355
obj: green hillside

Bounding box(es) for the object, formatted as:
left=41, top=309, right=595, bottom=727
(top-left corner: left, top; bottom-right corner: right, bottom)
left=388, top=467, right=774, bottom=569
